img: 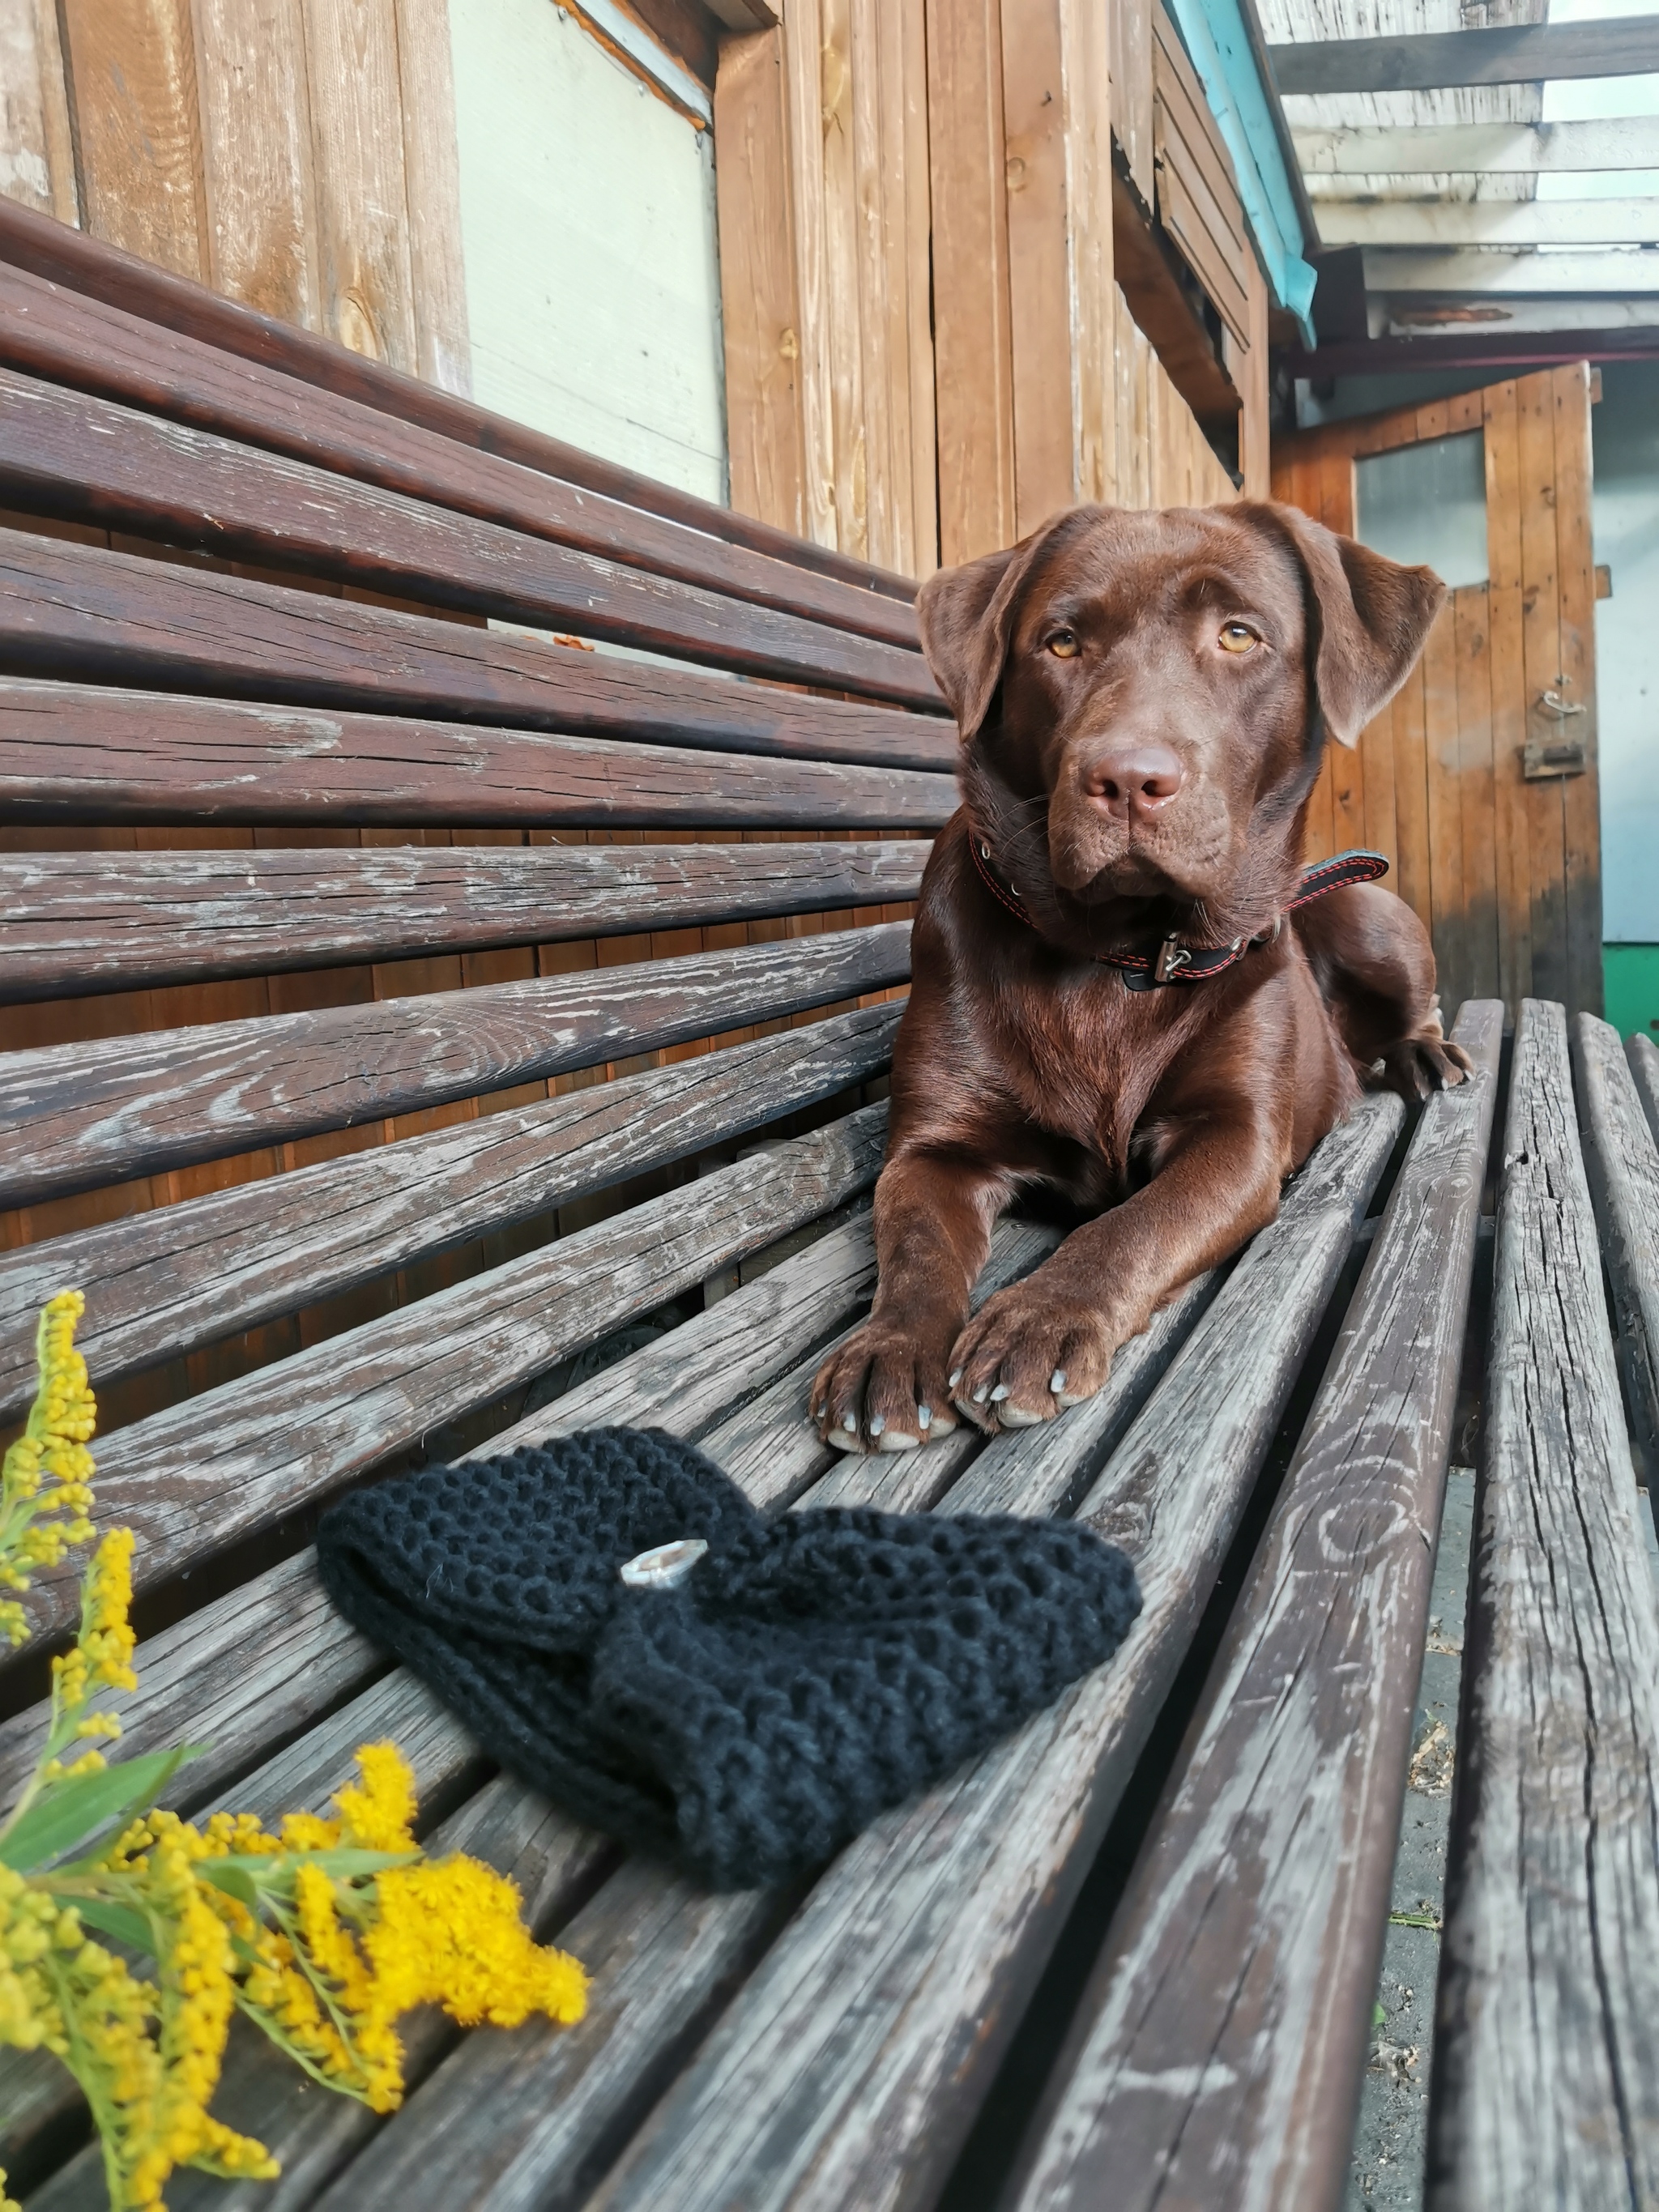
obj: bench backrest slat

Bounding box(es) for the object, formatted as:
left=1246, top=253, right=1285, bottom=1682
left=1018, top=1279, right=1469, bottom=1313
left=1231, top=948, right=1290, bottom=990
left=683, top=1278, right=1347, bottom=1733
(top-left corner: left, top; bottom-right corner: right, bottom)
left=0, top=262, right=921, bottom=651
left=0, top=681, right=956, bottom=829
left=2, top=373, right=939, bottom=702
left=1, top=842, right=930, bottom=1000
left=0, top=535, right=953, bottom=767
left=2, top=923, right=911, bottom=1210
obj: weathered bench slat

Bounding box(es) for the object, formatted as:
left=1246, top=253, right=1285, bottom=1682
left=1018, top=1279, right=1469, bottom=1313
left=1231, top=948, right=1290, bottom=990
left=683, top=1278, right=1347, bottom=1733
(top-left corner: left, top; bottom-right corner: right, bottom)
left=0, top=1007, right=899, bottom=1421
left=0, top=262, right=920, bottom=650
left=0, top=923, right=909, bottom=1209
left=0, top=374, right=939, bottom=706
left=5, top=1109, right=887, bottom=1656
left=0, top=682, right=957, bottom=831
left=0, top=194, right=911, bottom=603
left=0, top=843, right=928, bottom=1001
left=582, top=1093, right=1402, bottom=2212
left=1004, top=1003, right=1503, bottom=2212
left=1631, top=1031, right=1659, bottom=1153
left=0, top=535, right=954, bottom=771
left=1574, top=1012, right=1659, bottom=1489
left=1428, top=1000, right=1659, bottom=2212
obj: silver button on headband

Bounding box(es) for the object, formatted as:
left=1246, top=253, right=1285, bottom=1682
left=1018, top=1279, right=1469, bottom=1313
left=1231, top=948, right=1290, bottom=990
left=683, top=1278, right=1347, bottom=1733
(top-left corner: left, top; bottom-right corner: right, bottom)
left=619, top=1537, right=709, bottom=1591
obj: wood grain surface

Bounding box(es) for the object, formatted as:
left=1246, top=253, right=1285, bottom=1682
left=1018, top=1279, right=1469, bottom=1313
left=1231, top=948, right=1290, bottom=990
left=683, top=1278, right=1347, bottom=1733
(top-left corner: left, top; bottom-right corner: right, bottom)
left=1633, top=1033, right=1659, bottom=1150
left=0, top=923, right=911, bottom=1208
left=0, top=1006, right=901, bottom=1419
left=0, top=535, right=954, bottom=771
left=1428, top=999, right=1659, bottom=2211
left=584, top=1094, right=1403, bottom=2212
left=2, top=1108, right=888, bottom=1658
left=0, top=264, right=917, bottom=643
left=0, top=193, right=916, bottom=603
left=1007, top=1004, right=1503, bottom=2212
left=0, top=372, right=937, bottom=703
left=1574, top=1012, right=1659, bottom=1485
left=1, top=841, right=929, bottom=999
left=0, top=681, right=957, bottom=830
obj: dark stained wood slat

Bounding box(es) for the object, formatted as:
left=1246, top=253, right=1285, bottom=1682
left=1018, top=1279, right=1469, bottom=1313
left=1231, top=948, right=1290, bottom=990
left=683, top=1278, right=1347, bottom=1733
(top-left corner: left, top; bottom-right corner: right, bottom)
left=0, top=923, right=911, bottom=1209
left=0, top=373, right=939, bottom=706
left=1631, top=1032, right=1659, bottom=1152
left=1574, top=1012, right=1659, bottom=1488
left=0, top=682, right=958, bottom=831
left=0, top=262, right=922, bottom=651
left=0, top=1006, right=901, bottom=1421
left=0, top=841, right=930, bottom=1001
left=0, top=194, right=915, bottom=607
left=1429, top=999, right=1659, bottom=2212
left=0, top=538, right=957, bottom=772
left=1004, top=1004, right=1503, bottom=2212
left=582, top=1097, right=1403, bottom=2212
left=3, top=1107, right=888, bottom=1660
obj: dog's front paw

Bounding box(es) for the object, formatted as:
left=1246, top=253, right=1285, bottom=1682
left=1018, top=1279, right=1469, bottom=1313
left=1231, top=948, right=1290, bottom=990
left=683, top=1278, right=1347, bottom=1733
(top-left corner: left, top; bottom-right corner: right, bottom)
left=948, top=1289, right=1120, bottom=1434
left=810, top=1322, right=959, bottom=1455
left=1373, top=1033, right=1474, bottom=1101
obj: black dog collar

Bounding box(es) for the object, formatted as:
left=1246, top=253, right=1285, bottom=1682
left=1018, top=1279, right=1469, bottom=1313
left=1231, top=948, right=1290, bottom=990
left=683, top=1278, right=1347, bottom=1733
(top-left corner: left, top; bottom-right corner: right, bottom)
left=966, top=833, right=1390, bottom=990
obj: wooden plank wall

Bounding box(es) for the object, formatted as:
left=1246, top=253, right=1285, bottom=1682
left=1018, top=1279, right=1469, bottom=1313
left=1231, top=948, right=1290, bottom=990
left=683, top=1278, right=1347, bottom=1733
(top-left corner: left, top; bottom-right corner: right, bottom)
left=1271, top=364, right=1602, bottom=1020
left=0, top=0, right=470, bottom=387
left=717, top=0, right=1246, bottom=574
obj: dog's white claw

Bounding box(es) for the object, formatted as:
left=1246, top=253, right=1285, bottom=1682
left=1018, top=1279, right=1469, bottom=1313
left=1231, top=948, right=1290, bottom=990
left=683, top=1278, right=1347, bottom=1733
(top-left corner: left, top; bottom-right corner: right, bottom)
left=869, top=1415, right=886, bottom=1437
left=989, top=1383, right=1010, bottom=1402
left=971, top=1384, right=989, bottom=1404
left=917, top=1404, right=932, bottom=1429
left=949, top=1367, right=963, bottom=1387
left=841, top=1412, right=858, bottom=1433
left=877, top=1430, right=919, bottom=1453
left=1050, top=1369, right=1068, bottom=1393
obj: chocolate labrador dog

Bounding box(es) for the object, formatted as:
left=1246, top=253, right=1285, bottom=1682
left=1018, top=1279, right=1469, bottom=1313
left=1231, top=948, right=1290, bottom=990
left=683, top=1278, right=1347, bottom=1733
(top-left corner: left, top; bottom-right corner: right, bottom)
left=812, top=499, right=1470, bottom=1455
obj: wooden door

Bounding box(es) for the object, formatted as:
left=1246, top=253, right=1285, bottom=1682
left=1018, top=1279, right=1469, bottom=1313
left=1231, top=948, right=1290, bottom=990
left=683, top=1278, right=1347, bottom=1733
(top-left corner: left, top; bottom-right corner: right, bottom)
left=1273, top=365, right=1601, bottom=1019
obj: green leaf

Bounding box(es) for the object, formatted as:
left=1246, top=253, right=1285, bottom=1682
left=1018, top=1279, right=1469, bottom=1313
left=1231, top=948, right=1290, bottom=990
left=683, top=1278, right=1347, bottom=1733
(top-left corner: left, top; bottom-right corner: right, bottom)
left=66, top=1895, right=155, bottom=1954
left=1372, top=2001, right=1387, bottom=2028
left=0, top=1747, right=198, bottom=1873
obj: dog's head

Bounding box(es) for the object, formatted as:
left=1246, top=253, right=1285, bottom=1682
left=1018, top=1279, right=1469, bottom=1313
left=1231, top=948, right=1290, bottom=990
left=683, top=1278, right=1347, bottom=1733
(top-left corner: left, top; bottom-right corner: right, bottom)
left=917, top=501, right=1443, bottom=927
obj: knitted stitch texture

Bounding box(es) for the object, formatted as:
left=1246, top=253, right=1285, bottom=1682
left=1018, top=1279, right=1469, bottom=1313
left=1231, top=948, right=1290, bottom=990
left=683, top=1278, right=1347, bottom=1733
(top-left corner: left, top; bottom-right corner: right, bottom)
left=316, top=1427, right=1141, bottom=1890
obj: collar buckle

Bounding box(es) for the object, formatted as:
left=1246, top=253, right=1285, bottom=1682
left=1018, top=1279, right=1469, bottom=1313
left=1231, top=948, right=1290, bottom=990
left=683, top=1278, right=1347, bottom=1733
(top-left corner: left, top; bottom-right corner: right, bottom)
left=1154, top=936, right=1192, bottom=985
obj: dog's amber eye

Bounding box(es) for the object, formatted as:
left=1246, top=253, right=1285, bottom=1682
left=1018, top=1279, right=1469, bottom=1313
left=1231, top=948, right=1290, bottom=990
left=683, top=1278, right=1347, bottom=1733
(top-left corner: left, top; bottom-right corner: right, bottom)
left=1046, top=629, right=1081, bottom=659
left=1218, top=622, right=1259, bottom=655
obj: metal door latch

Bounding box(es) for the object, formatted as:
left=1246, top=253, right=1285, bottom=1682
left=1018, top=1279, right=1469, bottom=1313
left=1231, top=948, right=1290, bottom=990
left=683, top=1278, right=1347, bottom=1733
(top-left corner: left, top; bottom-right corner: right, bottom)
left=1524, top=676, right=1590, bottom=779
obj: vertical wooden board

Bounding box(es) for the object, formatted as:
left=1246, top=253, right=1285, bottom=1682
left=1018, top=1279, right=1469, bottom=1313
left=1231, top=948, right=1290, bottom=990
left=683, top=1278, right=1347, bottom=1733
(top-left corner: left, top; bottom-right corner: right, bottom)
left=1358, top=694, right=1398, bottom=886
left=862, top=0, right=910, bottom=573
left=1001, top=0, right=1074, bottom=538
left=1422, top=600, right=1467, bottom=1007
left=194, top=0, right=321, bottom=327
left=0, top=0, right=78, bottom=221
left=782, top=0, right=838, bottom=551
left=1234, top=246, right=1270, bottom=501
left=926, top=0, right=1017, bottom=564
left=715, top=28, right=808, bottom=539
left=1552, top=362, right=1602, bottom=1016
left=1456, top=585, right=1499, bottom=1001
left=1108, top=0, right=1151, bottom=209
left=1060, top=0, right=1113, bottom=510
left=1517, top=366, right=1568, bottom=1005
left=1296, top=456, right=1340, bottom=867
left=394, top=0, right=473, bottom=395
left=59, top=0, right=207, bottom=275
left=820, top=0, right=868, bottom=560
left=1484, top=381, right=1531, bottom=1009
left=301, top=0, right=420, bottom=371
left=894, top=0, right=937, bottom=574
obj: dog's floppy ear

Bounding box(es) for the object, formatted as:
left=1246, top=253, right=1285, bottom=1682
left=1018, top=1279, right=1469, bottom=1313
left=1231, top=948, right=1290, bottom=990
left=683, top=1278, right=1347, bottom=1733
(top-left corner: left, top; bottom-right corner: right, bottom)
left=1258, top=501, right=1446, bottom=748
left=916, top=514, right=1082, bottom=743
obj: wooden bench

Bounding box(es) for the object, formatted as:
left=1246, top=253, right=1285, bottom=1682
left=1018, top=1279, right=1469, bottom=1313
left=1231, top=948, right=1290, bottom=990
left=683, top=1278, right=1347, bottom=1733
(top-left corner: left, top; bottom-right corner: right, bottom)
left=3, top=198, right=1659, bottom=2212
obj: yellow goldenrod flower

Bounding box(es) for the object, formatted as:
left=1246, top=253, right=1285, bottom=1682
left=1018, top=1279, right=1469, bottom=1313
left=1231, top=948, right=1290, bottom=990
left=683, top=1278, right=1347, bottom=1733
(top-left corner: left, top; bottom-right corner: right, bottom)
left=333, top=1741, right=417, bottom=1854
left=368, top=1858, right=589, bottom=2034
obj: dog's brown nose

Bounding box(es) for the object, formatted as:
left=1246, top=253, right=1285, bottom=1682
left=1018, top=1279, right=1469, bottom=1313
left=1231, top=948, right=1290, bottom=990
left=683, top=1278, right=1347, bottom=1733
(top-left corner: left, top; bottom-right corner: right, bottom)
left=1082, top=743, right=1185, bottom=820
